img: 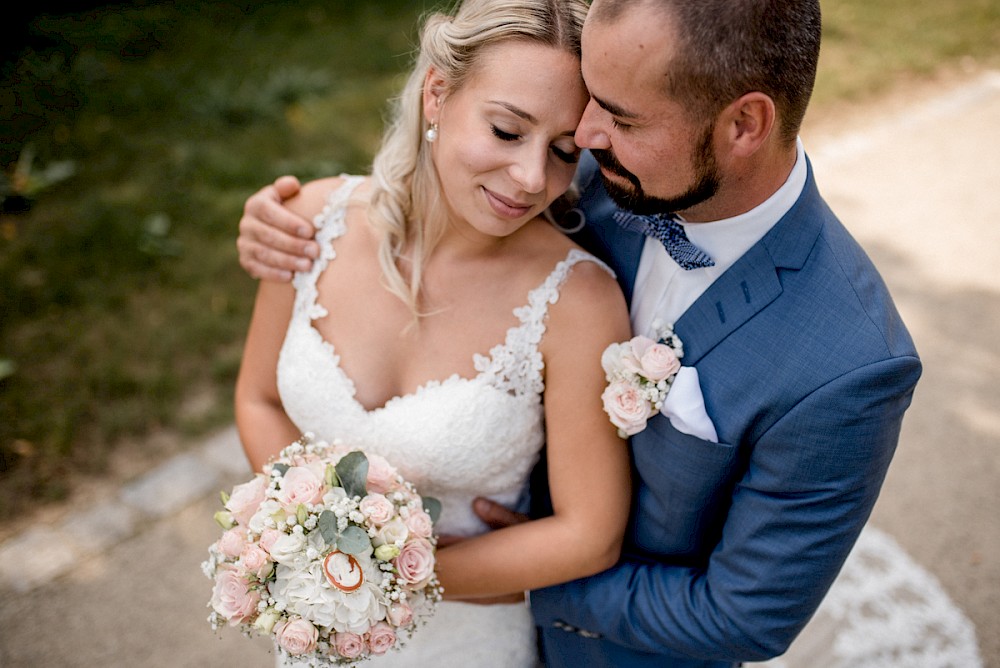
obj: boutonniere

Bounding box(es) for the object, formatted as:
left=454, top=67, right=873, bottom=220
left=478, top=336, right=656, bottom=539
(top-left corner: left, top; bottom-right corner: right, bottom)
left=601, top=321, right=683, bottom=437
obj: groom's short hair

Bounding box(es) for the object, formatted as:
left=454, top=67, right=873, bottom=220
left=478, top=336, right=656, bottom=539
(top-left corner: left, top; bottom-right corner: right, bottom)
left=590, top=0, right=822, bottom=144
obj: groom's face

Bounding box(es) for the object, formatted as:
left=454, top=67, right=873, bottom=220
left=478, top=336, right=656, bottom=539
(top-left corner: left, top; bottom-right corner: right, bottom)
left=576, top=2, right=722, bottom=221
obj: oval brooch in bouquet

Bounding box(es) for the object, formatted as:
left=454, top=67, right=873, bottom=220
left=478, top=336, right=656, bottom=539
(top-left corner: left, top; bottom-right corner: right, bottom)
left=202, top=434, right=443, bottom=665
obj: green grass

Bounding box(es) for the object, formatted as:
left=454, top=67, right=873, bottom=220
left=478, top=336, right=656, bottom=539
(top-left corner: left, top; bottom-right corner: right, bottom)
left=1, top=0, right=998, bottom=515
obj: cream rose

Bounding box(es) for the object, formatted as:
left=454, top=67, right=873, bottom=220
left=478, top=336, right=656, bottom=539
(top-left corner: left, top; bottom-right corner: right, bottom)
left=239, top=543, right=273, bottom=580
left=387, top=601, right=414, bottom=628
left=404, top=509, right=433, bottom=539
left=278, top=466, right=325, bottom=507
left=373, top=518, right=409, bottom=547
left=258, top=528, right=283, bottom=555
left=334, top=631, right=366, bottom=660
left=394, top=538, right=435, bottom=588
left=217, top=527, right=247, bottom=559
left=226, top=476, right=267, bottom=527
left=359, top=493, right=395, bottom=525
left=602, top=379, right=652, bottom=436
left=633, top=338, right=681, bottom=381
left=274, top=617, right=318, bottom=656
left=269, top=530, right=309, bottom=568
left=365, top=454, right=398, bottom=494
left=366, top=621, right=397, bottom=655
left=210, top=567, right=260, bottom=625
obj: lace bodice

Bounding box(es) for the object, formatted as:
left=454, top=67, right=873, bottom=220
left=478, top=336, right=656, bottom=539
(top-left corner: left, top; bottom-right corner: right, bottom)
left=276, top=176, right=612, bottom=537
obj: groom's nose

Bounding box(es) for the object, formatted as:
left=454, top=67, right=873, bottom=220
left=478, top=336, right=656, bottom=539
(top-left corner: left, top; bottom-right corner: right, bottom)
left=575, top=98, right=611, bottom=150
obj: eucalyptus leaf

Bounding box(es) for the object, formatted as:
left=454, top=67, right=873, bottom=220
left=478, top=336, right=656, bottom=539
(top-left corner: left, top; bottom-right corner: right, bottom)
left=318, top=510, right=339, bottom=546
left=422, top=496, right=442, bottom=525
left=335, top=451, right=369, bottom=498
left=271, top=462, right=290, bottom=477
left=337, top=525, right=372, bottom=555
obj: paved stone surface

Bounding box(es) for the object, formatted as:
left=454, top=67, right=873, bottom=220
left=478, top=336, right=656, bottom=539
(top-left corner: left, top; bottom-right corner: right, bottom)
left=1, top=72, right=998, bottom=667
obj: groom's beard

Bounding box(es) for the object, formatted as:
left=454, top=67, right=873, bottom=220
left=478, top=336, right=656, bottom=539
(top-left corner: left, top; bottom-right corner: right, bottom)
left=591, top=122, right=721, bottom=216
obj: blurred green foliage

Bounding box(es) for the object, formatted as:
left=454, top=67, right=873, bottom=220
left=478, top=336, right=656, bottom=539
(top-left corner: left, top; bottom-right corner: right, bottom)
left=0, top=0, right=998, bottom=514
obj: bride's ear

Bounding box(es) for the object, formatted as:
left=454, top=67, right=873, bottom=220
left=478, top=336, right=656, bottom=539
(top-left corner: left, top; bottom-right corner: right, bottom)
left=422, top=67, right=447, bottom=124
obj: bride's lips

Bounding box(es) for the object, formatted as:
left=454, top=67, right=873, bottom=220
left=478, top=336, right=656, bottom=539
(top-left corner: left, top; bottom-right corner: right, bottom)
left=483, top=187, right=534, bottom=219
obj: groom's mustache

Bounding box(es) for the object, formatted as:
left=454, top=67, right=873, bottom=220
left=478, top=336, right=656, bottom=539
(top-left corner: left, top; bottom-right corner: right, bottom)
left=590, top=149, right=641, bottom=188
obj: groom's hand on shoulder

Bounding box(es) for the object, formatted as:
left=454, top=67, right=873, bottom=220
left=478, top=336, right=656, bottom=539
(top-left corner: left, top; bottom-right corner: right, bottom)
left=237, top=175, right=319, bottom=281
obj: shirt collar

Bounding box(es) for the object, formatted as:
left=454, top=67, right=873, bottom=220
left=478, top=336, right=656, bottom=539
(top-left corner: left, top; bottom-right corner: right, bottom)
left=680, top=138, right=807, bottom=270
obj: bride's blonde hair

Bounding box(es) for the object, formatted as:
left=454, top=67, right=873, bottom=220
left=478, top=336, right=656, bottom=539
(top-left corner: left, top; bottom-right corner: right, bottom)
left=368, top=0, right=589, bottom=317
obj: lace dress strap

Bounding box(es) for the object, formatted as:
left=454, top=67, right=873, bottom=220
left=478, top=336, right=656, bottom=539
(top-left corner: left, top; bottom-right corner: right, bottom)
left=474, top=248, right=615, bottom=398
left=290, top=175, right=366, bottom=322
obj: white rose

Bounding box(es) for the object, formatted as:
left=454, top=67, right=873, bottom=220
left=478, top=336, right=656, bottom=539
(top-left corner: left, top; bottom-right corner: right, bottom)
left=373, top=518, right=409, bottom=547
left=269, top=530, right=309, bottom=568
left=600, top=342, right=630, bottom=378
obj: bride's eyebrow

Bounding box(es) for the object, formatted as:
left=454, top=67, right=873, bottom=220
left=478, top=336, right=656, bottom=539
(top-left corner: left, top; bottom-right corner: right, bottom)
left=488, top=100, right=537, bottom=123
left=487, top=100, right=577, bottom=137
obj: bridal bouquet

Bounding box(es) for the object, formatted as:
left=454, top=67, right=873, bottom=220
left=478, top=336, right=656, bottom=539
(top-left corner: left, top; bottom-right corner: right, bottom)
left=202, top=434, right=443, bottom=666
left=601, top=322, right=684, bottom=437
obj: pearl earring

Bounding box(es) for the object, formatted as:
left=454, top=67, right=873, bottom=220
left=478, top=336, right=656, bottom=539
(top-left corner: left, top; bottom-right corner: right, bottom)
left=425, top=123, right=438, bottom=143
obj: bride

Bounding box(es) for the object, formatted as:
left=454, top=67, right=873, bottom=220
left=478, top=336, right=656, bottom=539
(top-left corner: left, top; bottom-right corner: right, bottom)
left=234, top=0, right=632, bottom=665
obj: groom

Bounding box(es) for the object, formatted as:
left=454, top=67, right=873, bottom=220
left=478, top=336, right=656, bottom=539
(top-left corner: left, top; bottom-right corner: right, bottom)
left=236, top=0, right=921, bottom=665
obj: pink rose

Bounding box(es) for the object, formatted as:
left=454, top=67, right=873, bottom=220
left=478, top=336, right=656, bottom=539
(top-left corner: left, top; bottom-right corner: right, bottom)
left=226, top=476, right=267, bottom=527
left=366, top=621, right=397, bottom=655
left=404, top=509, right=433, bottom=539
left=394, top=538, right=435, bottom=588
left=365, top=454, right=398, bottom=494
left=359, top=493, right=395, bottom=525
left=217, top=527, right=247, bottom=559
left=632, top=338, right=680, bottom=382
left=210, top=567, right=260, bottom=625
left=239, top=543, right=273, bottom=579
left=602, top=379, right=652, bottom=436
left=259, top=528, right=283, bottom=555
left=278, top=466, right=325, bottom=507
left=333, top=631, right=366, bottom=660
left=274, top=617, right=318, bottom=656
left=387, top=601, right=414, bottom=628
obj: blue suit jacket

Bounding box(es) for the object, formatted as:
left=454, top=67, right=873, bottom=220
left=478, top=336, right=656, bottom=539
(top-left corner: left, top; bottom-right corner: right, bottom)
left=529, top=153, right=921, bottom=666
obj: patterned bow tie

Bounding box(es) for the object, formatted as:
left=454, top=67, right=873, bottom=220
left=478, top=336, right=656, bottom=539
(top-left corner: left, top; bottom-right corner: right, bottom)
left=613, top=211, right=715, bottom=270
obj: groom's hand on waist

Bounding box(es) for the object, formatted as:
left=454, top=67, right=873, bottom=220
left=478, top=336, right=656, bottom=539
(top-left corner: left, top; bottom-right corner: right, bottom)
left=473, top=497, right=529, bottom=529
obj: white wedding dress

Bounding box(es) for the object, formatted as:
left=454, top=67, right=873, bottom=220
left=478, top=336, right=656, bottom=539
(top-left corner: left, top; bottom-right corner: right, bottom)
left=275, top=177, right=611, bottom=667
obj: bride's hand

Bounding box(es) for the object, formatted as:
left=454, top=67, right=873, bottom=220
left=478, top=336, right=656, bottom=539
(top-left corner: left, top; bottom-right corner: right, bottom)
left=473, top=497, right=530, bottom=529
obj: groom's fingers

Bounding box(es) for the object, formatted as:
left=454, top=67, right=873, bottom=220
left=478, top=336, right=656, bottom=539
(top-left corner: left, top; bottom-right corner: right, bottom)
left=473, top=497, right=529, bottom=529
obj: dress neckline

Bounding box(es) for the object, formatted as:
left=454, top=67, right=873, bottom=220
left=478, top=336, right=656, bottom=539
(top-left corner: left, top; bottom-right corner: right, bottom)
left=289, top=176, right=612, bottom=415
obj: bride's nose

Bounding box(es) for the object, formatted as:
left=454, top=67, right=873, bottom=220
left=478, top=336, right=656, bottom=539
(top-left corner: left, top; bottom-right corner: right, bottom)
left=509, top=146, right=547, bottom=194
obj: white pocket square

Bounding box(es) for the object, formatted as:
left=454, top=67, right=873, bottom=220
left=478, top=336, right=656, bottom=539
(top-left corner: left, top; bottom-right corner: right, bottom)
left=661, top=366, right=718, bottom=443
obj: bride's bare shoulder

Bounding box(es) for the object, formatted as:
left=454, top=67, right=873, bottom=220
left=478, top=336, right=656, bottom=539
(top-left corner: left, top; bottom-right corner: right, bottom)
left=285, top=175, right=371, bottom=219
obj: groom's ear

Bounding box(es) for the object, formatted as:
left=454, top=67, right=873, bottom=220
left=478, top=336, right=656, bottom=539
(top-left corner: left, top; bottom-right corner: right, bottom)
left=719, top=91, right=775, bottom=159
left=422, top=67, right=448, bottom=124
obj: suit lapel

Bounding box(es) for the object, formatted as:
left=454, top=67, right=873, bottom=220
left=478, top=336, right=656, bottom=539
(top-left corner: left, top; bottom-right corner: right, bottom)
left=674, top=159, right=826, bottom=365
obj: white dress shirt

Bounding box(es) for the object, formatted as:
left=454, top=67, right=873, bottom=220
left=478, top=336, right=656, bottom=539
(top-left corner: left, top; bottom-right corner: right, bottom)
left=630, top=139, right=808, bottom=337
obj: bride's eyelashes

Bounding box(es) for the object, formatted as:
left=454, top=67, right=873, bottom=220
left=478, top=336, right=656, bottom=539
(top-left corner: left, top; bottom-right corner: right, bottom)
left=490, top=124, right=580, bottom=165
left=491, top=124, right=519, bottom=142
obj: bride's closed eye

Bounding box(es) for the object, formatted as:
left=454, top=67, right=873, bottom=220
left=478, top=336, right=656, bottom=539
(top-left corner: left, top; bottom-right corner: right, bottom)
left=491, top=125, right=579, bottom=164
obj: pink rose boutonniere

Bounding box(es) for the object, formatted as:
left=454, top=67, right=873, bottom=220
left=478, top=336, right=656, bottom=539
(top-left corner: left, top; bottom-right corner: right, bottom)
left=601, top=321, right=684, bottom=437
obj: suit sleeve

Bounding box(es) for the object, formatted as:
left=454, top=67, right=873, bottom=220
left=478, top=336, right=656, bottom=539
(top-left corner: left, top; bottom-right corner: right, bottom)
left=530, top=354, right=921, bottom=661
